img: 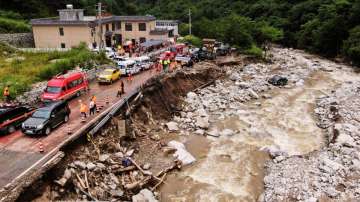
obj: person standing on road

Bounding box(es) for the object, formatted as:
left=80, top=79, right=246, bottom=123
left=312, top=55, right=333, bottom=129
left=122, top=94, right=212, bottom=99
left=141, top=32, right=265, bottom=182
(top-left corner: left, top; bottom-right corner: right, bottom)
left=3, top=85, right=10, bottom=103
left=117, top=80, right=125, bottom=97
left=127, top=73, right=133, bottom=83
left=119, top=81, right=125, bottom=97
left=79, top=100, right=87, bottom=118
left=91, top=95, right=97, bottom=111
left=89, top=99, right=95, bottom=115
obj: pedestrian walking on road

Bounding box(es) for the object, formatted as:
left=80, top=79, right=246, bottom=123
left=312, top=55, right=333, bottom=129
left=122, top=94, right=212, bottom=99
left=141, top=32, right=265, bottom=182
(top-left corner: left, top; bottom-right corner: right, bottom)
left=89, top=99, right=95, bottom=115
left=117, top=81, right=125, bottom=97
left=79, top=100, right=87, bottom=118
left=3, top=85, right=10, bottom=103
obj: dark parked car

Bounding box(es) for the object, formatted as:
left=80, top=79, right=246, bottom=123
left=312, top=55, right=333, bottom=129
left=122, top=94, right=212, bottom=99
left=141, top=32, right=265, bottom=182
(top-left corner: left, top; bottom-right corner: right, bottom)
left=22, top=101, right=71, bottom=135
left=268, top=75, right=288, bottom=86
left=197, top=50, right=216, bottom=61
left=0, top=105, right=34, bottom=134
left=175, top=56, right=194, bottom=67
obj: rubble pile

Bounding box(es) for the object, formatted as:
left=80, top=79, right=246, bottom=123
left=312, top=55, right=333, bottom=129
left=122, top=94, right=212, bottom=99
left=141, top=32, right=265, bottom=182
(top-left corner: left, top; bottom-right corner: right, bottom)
left=50, top=125, right=183, bottom=201
left=262, top=81, right=360, bottom=201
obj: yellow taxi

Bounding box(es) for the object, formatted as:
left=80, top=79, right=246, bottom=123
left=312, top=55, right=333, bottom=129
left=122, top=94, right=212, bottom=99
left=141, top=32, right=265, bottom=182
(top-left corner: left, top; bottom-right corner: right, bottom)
left=97, top=68, right=121, bottom=84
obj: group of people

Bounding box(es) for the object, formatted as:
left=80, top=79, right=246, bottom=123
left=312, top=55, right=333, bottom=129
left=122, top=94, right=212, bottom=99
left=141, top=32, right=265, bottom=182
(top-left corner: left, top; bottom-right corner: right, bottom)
left=79, top=95, right=97, bottom=119
left=80, top=81, right=126, bottom=119
left=155, top=58, right=178, bottom=73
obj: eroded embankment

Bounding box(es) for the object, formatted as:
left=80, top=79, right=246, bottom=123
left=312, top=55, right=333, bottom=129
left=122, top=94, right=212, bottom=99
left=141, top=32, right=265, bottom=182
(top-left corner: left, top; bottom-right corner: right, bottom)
left=18, top=62, right=222, bottom=202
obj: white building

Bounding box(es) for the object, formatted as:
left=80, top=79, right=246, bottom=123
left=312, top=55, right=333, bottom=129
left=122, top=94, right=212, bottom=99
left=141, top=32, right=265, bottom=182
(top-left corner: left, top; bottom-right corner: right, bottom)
left=155, top=20, right=179, bottom=37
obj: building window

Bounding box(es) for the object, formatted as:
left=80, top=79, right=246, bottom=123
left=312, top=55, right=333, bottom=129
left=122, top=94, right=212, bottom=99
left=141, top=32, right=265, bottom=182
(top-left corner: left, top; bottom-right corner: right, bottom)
left=140, top=37, right=146, bottom=43
left=139, top=23, right=146, bottom=31
left=111, top=23, right=115, bottom=31
left=116, top=22, right=121, bottom=30
left=106, top=24, right=109, bottom=31
left=59, top=27, right=64, bottom=36
left=125, top=23, right=132, bottom=31
left=61, top=43, right=66, bottom=48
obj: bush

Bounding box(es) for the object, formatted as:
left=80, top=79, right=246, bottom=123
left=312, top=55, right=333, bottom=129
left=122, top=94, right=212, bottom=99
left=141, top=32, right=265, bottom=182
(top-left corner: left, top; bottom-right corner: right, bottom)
left=178, top=35, right=203, bottom=47
left=0, top=17, right=30, bottom=33
left=244, top=44, right=263, bottom=58
left=0, top=10, right=23, bottom=19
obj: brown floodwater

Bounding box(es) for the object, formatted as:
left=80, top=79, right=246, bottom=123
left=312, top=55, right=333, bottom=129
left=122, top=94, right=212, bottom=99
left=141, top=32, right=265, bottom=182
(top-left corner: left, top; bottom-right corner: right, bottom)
left=160, top=57, right=360, bottom=202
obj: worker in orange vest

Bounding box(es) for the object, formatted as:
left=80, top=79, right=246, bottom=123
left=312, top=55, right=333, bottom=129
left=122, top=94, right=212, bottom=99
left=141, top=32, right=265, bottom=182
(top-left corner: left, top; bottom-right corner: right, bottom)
left=79, top=100, right=88, bottom=118
left=3, top=85, right=10, bottom=102
left=91, top=95, right=97, bottom=111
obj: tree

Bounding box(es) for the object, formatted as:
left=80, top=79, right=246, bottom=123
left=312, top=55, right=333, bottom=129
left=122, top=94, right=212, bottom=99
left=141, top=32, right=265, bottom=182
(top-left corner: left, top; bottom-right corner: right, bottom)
left=254, top=23, right=283, bottom=58
left=343, top=26, right=360, bottom=65
left=222, top=15, right=254, bottom=49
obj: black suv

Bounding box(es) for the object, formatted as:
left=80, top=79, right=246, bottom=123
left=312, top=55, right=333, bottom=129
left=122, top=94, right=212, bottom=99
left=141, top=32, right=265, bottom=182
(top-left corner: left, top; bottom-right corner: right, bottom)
left=0, top=105, right=34, bottom=134
left=22, top=101, right=71, bottom=135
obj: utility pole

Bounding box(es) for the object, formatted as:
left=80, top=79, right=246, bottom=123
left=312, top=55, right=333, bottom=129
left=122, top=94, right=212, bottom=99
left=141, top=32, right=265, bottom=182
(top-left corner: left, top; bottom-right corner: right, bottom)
left=97, top=2, right=103, bottom=50
left=189, top=8, right=192, bottom=35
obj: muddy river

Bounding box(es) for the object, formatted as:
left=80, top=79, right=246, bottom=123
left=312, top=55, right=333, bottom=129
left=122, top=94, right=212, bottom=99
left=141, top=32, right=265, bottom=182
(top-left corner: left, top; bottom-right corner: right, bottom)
left=159, top=55, right=359, bottom=201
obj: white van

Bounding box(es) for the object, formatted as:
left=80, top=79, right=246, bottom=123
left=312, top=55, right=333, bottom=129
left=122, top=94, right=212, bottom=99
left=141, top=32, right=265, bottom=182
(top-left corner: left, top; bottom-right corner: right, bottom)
left=117, top=59, right=138, bottom=75
left=134, top=56, right=152, bottom=71
left=113, top=55, right=128, bottom=63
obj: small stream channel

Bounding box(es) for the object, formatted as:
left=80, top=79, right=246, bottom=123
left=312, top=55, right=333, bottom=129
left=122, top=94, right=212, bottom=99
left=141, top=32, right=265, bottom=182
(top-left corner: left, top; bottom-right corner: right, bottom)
left=159, top=59, right=359, bottom=201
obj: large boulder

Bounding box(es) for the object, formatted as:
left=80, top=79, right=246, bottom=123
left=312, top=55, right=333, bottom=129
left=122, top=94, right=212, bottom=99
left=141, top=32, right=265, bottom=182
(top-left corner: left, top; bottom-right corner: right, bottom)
left=166, top=122, right=179, bottom=132
left=132, top=189, right=158, bottom=202
left=195, top=116, right=209, bottom=129
left=168, top=140, right=196, bottom=165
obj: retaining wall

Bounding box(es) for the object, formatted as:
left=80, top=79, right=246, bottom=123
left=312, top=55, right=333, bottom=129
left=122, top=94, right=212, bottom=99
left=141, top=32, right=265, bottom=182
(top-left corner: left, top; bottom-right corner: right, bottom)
left=0, top=33, right=34, bottom=48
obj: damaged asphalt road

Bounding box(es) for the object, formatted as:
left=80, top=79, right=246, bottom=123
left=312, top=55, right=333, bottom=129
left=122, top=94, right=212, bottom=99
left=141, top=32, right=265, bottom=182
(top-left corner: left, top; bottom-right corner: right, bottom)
left=23, top=47, right=360, bottom=202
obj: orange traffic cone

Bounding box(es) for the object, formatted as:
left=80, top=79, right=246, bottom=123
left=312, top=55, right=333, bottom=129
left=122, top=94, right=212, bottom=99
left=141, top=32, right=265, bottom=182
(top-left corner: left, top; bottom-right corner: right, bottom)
left=67, top=125, right=72, bottom=135
left=39, top=141, right=44, bottom=153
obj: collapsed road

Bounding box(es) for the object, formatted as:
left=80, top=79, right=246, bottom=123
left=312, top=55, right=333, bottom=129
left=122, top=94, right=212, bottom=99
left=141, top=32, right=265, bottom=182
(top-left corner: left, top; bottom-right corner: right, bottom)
left=15, top=47, right=360, bottom=201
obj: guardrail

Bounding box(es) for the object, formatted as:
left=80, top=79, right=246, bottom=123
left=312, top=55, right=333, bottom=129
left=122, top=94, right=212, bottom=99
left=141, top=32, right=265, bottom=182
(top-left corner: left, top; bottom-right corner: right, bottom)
left=88, top=85, right=142, bottom=136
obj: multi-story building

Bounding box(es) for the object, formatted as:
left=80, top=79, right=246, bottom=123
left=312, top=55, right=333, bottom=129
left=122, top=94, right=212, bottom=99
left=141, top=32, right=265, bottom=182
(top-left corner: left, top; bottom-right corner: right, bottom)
left=30, top=5, right=177, bottom=49
left=155, top=20, right=179, bottom=37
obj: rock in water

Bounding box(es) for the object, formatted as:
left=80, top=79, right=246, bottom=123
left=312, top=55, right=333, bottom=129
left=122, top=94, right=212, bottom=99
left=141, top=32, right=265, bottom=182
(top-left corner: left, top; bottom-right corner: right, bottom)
left=220, top=129, right=234, bottom=136
left=132, top=189, right=158, bottom=202
left=195, top=116, right=209, bottom=129
left=166, top=121, right=179, bottom=131
left=168, top=140, right=196, bottom=165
